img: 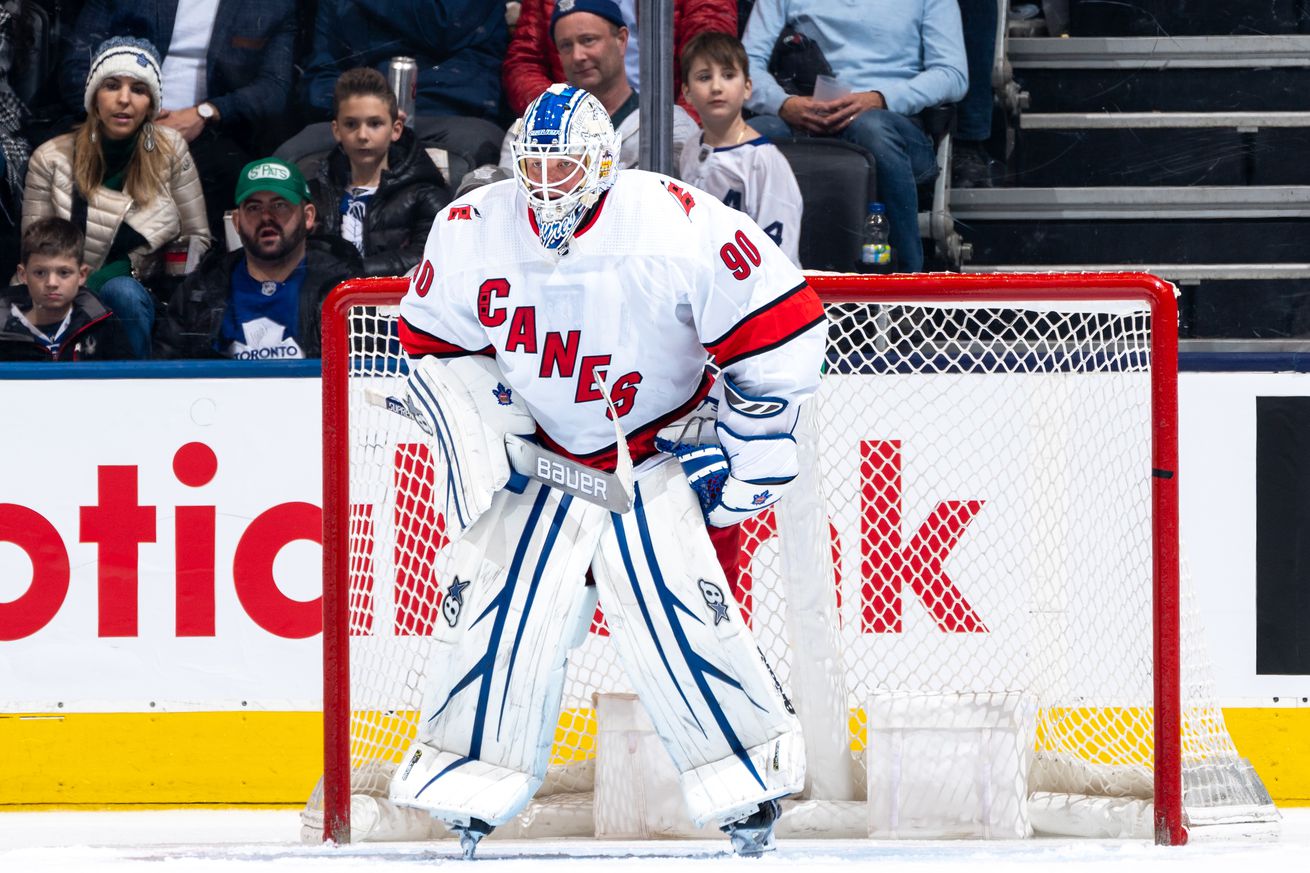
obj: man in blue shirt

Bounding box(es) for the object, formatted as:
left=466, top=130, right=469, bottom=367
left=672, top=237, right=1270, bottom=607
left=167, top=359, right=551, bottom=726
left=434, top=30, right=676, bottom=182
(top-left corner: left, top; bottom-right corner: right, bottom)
left=741, top=0, right=968, bottom=272
left=156, top=158, right=361, bottom=359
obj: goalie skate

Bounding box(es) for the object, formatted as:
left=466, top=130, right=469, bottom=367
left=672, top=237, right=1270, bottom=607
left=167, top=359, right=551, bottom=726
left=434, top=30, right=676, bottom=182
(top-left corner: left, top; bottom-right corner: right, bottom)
left=721, top=799, right=782, bottom=857
left=452, top=817, right=494, bottom=860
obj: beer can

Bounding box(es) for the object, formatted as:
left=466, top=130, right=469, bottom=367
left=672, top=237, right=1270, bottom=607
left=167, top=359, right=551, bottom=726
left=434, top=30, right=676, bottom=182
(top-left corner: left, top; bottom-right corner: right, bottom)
left=387, top=56, right=418, bottom=128
left=163, top=238, right=190, bottom=276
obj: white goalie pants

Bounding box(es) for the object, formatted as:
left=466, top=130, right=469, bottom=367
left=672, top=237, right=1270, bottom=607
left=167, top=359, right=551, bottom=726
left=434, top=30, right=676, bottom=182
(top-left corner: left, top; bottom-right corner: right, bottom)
left=389, top=460, right=805, bottom=828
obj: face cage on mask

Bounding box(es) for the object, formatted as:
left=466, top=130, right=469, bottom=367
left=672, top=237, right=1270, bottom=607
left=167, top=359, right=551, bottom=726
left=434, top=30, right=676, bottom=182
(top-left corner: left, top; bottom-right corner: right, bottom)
left=512, top=144, right=598, bottom=216
left=513, top=141, right=605, bottom=249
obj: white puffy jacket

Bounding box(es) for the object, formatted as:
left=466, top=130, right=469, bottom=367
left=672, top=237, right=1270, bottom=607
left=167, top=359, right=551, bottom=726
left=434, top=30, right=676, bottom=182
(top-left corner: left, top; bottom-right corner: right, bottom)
left=22, top=125, right=211, bottom=275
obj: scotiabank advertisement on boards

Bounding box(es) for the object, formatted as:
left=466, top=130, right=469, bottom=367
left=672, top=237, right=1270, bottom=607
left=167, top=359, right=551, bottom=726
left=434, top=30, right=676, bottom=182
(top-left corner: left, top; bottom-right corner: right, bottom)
left=3, top=370, right=1310, bottom=716
left=0, top=376, right=324, bottom=712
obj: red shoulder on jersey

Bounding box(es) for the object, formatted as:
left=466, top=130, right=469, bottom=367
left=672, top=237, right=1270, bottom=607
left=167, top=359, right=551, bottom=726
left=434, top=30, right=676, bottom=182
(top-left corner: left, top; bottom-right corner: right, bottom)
left=661, top=179, right=696, bottom=217
left=446, top=204, right=481, bottom=221
left=704, top=282, right=825, bottom=366
left=398, top=316, right=494, bottom=359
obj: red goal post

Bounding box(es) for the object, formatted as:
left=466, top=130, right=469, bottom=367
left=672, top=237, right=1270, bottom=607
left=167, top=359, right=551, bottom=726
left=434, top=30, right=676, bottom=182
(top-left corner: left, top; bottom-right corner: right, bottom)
left=320, top=272, right=1186, bottom=845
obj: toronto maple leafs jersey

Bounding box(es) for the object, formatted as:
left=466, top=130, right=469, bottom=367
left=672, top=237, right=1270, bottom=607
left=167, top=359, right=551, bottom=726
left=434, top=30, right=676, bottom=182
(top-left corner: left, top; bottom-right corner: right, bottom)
left=398, top=169, right=825, bottom=471
left=678, top=134, right=803, bottom=267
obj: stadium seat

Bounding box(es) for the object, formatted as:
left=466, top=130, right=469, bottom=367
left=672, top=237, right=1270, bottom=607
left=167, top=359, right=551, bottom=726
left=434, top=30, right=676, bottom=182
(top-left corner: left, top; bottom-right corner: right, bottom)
left=771, top=137, right=878, bottom=273
left=774, top=111, right=972, bottom=273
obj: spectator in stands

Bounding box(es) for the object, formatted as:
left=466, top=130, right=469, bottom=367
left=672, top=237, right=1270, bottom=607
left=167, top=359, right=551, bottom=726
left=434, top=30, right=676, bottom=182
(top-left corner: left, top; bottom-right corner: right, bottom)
left=279, top=0, right=507, bottom=184
left=503, top=0, right=736, bottom=118
left=954, top=0, right=1000, bottom=188
left=308, top=68, right=451, bottom=278
left=1, top=217, right=130, bottom=361
left=485, top=0, right=698, bottom=182
left=1, top=0, right=33, bottom=283
left=156, top=158, right=360, bottom=360
left=741, top=0, right=967, bottom=272
left=61, top=0, right=297, bottom=236
left=24, top=37, right=210, bottom=359
left=678, top=31, right=803, bottom=266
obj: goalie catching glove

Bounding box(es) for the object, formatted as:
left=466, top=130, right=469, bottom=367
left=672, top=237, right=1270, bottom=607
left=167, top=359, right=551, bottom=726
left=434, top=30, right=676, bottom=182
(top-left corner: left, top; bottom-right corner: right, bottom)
left=658, top=374, right=800, bottom=527
left=659, top=429, right=798, bottom=527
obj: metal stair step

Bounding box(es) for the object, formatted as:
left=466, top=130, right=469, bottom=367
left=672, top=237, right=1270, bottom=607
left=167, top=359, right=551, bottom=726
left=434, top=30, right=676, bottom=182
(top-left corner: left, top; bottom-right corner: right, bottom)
left=961, top=263, right=1310, bottom=282
left=1064, top=2, right=1304, bottom=39
left=1011, top=36, right=1310, bottom=113
left=1010, top=35, right=1310, bottom=70
left=1020, top=111, right=1310, bottom=130
left=1011, top=125, right=1309, bottom=188
left=951, top=186, right=1310, bottom=221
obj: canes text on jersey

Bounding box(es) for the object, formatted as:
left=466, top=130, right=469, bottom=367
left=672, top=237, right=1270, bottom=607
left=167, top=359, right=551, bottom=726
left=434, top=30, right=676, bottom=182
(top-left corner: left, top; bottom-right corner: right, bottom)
left=475, top=277, right=642, bottom=417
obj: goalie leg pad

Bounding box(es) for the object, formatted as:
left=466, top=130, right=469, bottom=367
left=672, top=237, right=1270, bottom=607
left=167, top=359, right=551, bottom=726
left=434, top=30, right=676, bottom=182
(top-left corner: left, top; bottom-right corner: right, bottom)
left=389, top=743, right=541, bottom=829
left=389, top=481, right=609, bottom=826
left=590, top=462, right=805, bottom=827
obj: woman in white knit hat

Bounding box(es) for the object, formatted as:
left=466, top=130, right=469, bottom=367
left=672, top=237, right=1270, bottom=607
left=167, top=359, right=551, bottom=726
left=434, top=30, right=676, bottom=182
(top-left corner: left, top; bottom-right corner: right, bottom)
left=22, top=36, right=211, bottom=358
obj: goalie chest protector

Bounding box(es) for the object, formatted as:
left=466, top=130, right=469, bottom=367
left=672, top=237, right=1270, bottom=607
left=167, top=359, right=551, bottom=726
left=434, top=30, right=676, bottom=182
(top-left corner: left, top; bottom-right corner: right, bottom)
left=398, top=170, right=824, bottom=468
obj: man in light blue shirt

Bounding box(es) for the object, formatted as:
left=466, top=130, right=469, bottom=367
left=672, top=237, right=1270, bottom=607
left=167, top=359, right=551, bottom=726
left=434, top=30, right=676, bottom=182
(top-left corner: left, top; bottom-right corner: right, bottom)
left=742, top=0, right=968, bottom=271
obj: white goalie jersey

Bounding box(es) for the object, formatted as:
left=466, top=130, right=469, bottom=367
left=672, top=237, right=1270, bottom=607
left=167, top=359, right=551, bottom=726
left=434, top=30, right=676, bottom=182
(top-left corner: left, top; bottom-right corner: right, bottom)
left=678, top=134, right=804, bottom=267
left=398, top=169, right=826, bottom=471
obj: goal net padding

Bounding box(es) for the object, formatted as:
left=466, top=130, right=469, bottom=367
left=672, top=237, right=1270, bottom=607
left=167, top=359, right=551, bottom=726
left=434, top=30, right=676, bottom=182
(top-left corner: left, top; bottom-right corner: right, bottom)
left=309, top=272, right=1276, bottom=846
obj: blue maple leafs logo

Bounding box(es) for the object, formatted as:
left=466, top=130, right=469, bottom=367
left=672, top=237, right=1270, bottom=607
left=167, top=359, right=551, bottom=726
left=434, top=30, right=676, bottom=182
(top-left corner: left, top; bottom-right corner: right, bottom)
left=751, top=490, right=772, bottom=506
left=492, top=383, right=513, bottom=406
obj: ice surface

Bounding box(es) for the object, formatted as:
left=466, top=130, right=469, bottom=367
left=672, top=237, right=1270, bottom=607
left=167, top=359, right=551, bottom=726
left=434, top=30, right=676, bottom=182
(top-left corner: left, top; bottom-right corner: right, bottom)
left=0, top=807, right=1304, bottom=872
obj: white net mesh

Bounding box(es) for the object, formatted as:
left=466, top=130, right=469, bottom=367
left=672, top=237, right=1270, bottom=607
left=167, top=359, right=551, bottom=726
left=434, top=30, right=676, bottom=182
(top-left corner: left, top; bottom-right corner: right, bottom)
left=309, top=278, right=1274, bottom=842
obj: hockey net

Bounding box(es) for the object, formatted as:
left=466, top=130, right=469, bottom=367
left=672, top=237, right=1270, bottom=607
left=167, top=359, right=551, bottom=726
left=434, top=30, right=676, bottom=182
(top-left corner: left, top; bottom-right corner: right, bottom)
left=311, top=272, right=1275, bottom=846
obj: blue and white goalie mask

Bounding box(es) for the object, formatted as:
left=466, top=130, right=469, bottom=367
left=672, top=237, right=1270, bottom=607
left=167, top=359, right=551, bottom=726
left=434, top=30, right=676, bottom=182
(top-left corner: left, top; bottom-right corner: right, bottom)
left=512, top=84, right=620, bottom=251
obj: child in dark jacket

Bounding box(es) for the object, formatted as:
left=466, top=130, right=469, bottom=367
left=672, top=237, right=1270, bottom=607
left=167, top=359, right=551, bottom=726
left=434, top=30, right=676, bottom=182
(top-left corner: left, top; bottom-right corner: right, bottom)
left=308, top=68, right=451, bottom=277
left=1, top=217, right=129, bottom=361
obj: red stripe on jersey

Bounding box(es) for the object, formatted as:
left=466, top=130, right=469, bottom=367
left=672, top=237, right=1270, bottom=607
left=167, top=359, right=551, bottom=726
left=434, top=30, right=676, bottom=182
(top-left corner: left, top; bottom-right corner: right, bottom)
left=536, top=371, right=714, bottom=473
left=705, top=282, right=825, bottom=367
left=398, top=316, right=493, bottom=358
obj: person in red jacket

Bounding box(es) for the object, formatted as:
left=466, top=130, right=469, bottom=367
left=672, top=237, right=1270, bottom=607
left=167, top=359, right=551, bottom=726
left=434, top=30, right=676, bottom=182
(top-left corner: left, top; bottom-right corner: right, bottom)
left=502, top=0, right=736, bottom=118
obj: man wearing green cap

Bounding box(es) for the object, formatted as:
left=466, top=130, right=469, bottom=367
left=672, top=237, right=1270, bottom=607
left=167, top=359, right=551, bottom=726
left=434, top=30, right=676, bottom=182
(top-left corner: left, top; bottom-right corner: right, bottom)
left=157, top=158, right=361, bottom=359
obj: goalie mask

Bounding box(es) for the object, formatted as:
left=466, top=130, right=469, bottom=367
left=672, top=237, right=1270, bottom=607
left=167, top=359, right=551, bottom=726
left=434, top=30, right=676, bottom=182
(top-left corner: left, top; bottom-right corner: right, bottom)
left=511, top=84, right=620, bottom=251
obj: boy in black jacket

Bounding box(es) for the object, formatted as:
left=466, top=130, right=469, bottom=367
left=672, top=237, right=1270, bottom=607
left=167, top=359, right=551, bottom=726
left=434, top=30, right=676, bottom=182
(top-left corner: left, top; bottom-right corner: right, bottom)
left=309, top=67, right=451, bottom=277
left=1, top=218, right=129, bottom=361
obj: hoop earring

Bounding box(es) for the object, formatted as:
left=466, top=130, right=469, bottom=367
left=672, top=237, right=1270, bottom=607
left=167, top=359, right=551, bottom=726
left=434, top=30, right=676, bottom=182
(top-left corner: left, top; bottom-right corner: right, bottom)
left=143, top=122, right=156, bottom=152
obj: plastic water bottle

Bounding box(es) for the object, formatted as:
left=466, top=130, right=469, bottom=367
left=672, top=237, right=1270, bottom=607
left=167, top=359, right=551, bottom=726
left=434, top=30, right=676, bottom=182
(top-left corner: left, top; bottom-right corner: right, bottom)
left=860, top=202, right=892, bottom=270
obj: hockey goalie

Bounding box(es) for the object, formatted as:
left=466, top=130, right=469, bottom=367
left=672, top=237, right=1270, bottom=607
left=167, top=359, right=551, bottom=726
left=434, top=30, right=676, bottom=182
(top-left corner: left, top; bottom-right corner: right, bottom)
left=387, top=84, right=827, bottom=858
